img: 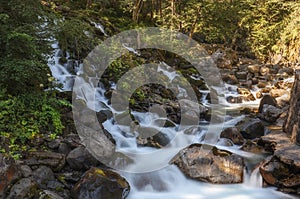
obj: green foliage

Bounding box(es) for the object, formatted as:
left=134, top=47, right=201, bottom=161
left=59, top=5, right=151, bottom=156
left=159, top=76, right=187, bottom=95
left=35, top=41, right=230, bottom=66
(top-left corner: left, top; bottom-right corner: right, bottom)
left=55, top=18, right=100, bottom=59
left=0, top=0, right=53, bottom=95
left=241, top=0, right=292, bottom=60
left=133, top=88, right=145, bottom=101
left=0, top=59, right=49, bottom=95
left=128, top=0, right=246, bottom=44
left=103, top=54, right=145, bottom=84
left=6, top=32, right=38, bottom=59
left=0, top=90, right=69, bottom=158
left=273, top=2, right=300, bottom=63
left=118, top=0, right=299, bottom=62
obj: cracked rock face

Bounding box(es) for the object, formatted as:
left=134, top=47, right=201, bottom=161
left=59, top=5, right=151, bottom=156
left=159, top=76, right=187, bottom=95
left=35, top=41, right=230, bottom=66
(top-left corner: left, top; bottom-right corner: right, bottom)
left=260, top=146, right=300, bottom=194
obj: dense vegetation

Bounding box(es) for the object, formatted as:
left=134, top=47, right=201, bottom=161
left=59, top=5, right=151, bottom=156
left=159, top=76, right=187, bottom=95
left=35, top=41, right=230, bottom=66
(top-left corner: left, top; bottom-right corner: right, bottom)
left=0, top=0, right=299, bottom=158
left=0, top=0, right=68, bottom=158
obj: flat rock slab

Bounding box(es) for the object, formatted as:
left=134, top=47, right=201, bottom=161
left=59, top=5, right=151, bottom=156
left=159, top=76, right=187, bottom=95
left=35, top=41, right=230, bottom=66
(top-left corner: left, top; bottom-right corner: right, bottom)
left=275, top=144, right=300, bottom=168
left=259, top=130, right=300, bottom=194
left=258, top=130, right=292, bottom=152
left=24, top=151, right=65, bottom=171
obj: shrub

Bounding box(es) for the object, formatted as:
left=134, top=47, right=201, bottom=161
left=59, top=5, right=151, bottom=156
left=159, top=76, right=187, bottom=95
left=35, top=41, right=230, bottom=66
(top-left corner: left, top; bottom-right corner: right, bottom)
left=0, top=90, right=70, bottom=159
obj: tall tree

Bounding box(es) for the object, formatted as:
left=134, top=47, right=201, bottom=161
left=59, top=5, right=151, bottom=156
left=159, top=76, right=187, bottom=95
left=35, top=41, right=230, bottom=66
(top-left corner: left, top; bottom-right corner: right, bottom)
left=0, top=0, right=52, bottom=95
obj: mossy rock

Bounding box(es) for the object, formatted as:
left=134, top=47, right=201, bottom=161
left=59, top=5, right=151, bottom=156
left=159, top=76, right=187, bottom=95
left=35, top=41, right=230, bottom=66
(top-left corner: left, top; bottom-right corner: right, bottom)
left=71, top=167, right=130, bottom=199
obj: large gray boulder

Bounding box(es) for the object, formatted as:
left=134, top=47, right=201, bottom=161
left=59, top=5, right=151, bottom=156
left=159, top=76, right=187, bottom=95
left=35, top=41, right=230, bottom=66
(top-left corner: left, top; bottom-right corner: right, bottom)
left=220, top=127, right=244, bottom=145
left=258, top=94, right=277, bottom=113
left=258, top=130, right=300, bottom=194
left=6, top=178, right=38, bottom=199
left=260, top=145, right=300, bottom=194
left=260, top=104, right=283, bottom=123
left=170, top=144, right=244, bottom=184
left=237, top=118, right=265, bottom=139
left=66, top=146, right=99, bottom=170
left=32, top=166, right=55, bottom=188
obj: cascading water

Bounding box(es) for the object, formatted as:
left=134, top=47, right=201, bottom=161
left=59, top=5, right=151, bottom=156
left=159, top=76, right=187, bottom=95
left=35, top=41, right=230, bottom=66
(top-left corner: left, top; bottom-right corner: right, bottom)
left=245, top=167, right=263, bottom=188
left=48, top=31, right=297, bottom=199
left=48, top=42, right=82, bottom=91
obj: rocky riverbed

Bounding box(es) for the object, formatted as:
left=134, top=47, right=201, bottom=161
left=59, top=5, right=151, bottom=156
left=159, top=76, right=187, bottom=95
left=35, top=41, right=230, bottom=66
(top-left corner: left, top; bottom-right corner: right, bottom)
left=1, top=45, right=300, bottom=198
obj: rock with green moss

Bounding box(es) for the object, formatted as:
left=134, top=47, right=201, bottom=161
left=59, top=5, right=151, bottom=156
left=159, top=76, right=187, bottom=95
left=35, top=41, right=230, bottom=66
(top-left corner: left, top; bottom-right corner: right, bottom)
left=71, top=167, right=130, bottom=199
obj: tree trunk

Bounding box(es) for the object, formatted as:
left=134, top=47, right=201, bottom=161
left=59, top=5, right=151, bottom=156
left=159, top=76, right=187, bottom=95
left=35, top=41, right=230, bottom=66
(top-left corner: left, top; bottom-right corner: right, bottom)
left=170, top=0, right=176, bottom=30
left=283, top=69, right=300, bottom=145
left=133, top=0, right=143, bottom=22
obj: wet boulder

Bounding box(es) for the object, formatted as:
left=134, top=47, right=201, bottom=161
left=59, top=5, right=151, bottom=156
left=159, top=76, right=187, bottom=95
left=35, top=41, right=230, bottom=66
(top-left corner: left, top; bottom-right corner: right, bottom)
left=136, top=128, right=170, bottom=148
left=96, top=109, right=113, bottom=124
left=226, top=96, right=243, bottom=103
left=257, top=130, right=292, bottom=153
left=217, top=138, right=234, bottom=146
left=260, top=66, right=270, bottom=76
left=274, top=80, right=293, bottom=90
left=260, top=145, right=300, bottom=194
left=257, top=81, right=268, bottom=88
left=278, top=68, right=294, bottom=77
left=260, top=104, right=283, bottom=123
left=235, top=71, right=248, bottom=80
left=237, top=88, right=255, bottom=101
left=258, top=129, right=300, bottom=194
left=6, top=178, right=38, bottom=199
left=247, top=64, right=260, bottom=74
left=179, top=99, right=208, bottom=125
left=222, top=74, right=239, bottom=85
left=258, top=94, right=277, bottom=113
left=237, top=118, right=265, bottom=139
left=32, top=166, right=55, bottom=188
left=71, top=167, right=130, bottom=199
left=269, top=89, right=289, bottom=98
left=241, top=140, right=265, bottom=154
left=171, top=144, right=244, bottom=184
left=256, top=91, right=263, bottom=99
left=220, top=127, right=244, bottom=145
left=66, top=146, right=100, bottom=171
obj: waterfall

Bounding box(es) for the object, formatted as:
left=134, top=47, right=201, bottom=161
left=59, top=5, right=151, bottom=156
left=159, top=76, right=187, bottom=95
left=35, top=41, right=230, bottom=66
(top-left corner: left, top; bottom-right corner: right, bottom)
left=48, top=38, right=296, bottom=199
left=123, top=165, right=290, bottom=199
left=47, top=42, right=82, bottom=91
left=245, top=167, right=263, bottom=188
